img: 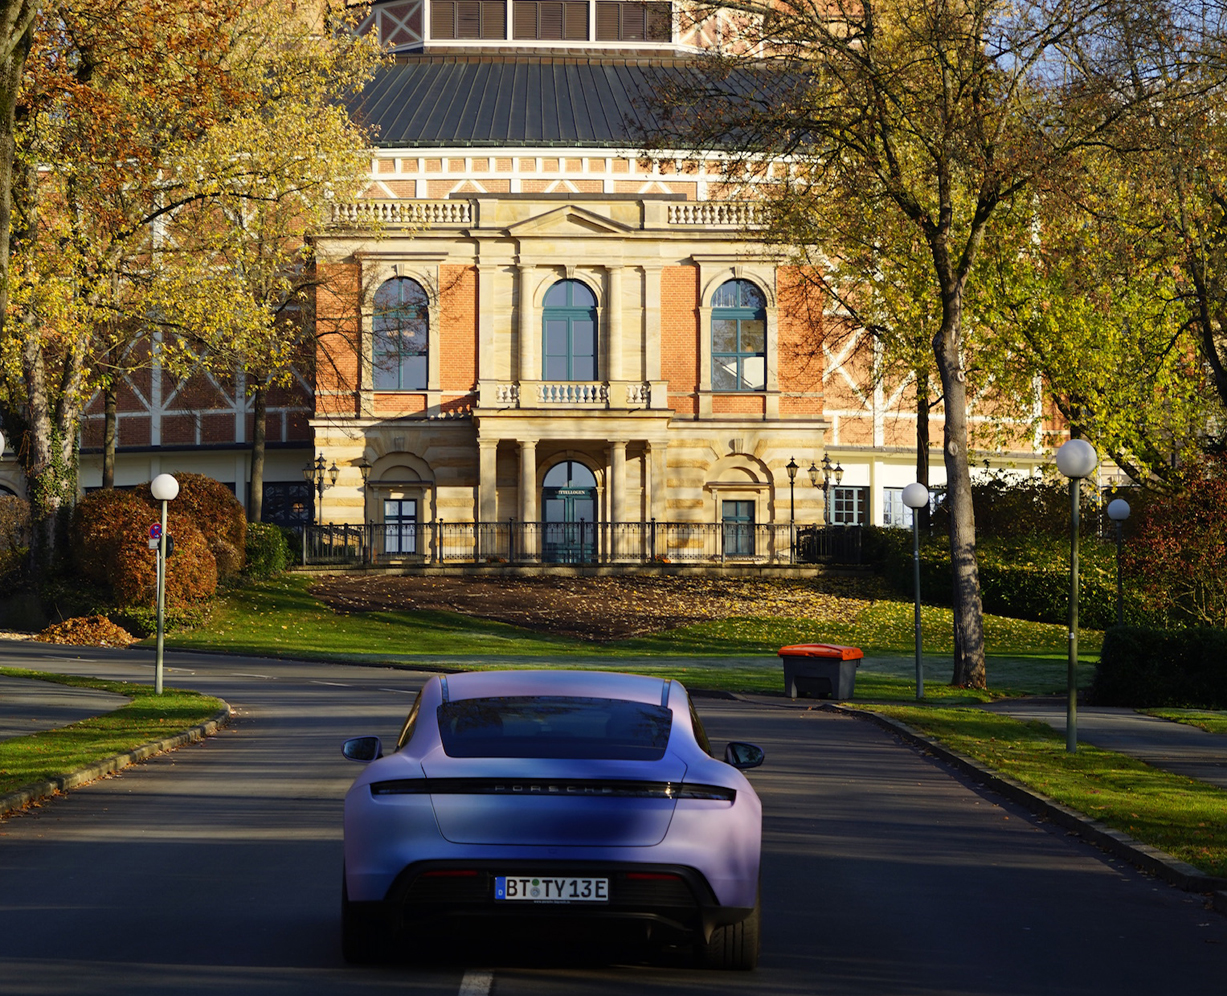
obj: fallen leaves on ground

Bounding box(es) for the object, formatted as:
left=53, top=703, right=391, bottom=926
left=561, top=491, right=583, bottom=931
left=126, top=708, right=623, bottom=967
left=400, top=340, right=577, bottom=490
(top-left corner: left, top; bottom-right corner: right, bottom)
left=37, top=615, right=136, bottom=648
left=309, top=574, right=890, bottom=641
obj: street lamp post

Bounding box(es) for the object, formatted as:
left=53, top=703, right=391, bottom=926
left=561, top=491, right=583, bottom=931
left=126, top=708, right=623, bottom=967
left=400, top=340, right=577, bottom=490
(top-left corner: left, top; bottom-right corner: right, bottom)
left=902, top=483, right=930, bottom=700
left=1055, top=438, right=1098, bottom=753
left=355, top=456, right=372, bottom=564
left=820, top=454, right=845, bottom=525
left=1108, top=497, right=1131, bottom=627
left=785, top=457, right=799, bottom=565
left=150, top=473, right=179, bottom=695
left=303, top=453, right=339, bottom=526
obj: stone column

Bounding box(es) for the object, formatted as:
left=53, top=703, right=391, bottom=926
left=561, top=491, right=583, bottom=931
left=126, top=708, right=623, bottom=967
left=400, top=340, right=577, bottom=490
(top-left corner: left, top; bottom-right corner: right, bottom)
left=519, top=438, right=538, bottom=560
left=517, top=265, right=536, bottom=383
left=609, top=440, right=627, bottom=523
left=519, top=439, right=538, bottom=522
left=478, top=438, right=499, bottom=523
left=607, top=265, right=623, bottom=383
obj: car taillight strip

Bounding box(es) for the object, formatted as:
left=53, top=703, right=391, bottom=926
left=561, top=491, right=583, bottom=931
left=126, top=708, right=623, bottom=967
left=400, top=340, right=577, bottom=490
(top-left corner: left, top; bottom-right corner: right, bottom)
left=370, top=778, right=734, bottom=801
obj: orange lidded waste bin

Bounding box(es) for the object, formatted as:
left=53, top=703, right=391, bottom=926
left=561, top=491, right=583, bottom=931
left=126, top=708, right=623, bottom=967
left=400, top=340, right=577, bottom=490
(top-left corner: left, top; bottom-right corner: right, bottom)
left=778, top=644, right=863, bottom=700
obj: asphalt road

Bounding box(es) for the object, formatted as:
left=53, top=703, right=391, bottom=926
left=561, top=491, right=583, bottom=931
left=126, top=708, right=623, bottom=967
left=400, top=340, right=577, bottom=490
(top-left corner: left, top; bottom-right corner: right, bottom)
left=1, top=642, right=1225, bottom=996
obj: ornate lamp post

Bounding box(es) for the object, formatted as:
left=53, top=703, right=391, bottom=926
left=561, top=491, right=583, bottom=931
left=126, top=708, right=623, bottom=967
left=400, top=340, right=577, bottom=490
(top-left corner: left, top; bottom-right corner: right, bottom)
left=150, top=473, right=179, bottom=695
left=820, top=454, right=845, bottom=525
left=1107, top=497, right=1131, bottom=627
left=786, top=457, right=798, bottom=524
left=785, top=457, right=799, bottom=564
left=1056, top=438, right=1099, bottom=753
left=303, top=453, right=339, bottom=525
left=902, top=482, right=930, bottom=700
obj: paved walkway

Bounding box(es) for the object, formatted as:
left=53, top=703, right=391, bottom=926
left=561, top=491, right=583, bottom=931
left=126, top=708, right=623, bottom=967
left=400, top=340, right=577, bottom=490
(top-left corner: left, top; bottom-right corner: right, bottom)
left=0, top=675, right=128, bottom=741
left=981, top=700, right=1227, bottom=790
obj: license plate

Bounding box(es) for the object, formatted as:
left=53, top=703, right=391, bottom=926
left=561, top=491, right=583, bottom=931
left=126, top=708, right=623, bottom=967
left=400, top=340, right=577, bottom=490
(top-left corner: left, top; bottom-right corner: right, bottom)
left=494, top=875, right=609, bottom=902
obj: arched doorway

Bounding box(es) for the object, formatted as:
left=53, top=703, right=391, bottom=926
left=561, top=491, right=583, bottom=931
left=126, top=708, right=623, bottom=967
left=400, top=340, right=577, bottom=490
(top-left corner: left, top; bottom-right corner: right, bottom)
left=542, top=460, right=597, bottom=563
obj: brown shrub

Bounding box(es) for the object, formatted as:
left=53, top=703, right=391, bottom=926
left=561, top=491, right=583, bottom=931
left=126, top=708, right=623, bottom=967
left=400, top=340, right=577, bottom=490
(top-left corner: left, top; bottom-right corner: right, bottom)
left=39, top=614, right=135, bottom=647
left=71, top=491, right=217, bottom=608
left=71, top=489, right=149, bottom=586
left=133, top=472, right=246, bottom=578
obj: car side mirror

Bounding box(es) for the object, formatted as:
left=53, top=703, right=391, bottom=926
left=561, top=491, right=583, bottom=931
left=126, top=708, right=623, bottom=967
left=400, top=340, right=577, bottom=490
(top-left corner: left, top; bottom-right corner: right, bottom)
left=724, top=741, right=764, bottom=770
left=342, top=736, right=383, bottom=763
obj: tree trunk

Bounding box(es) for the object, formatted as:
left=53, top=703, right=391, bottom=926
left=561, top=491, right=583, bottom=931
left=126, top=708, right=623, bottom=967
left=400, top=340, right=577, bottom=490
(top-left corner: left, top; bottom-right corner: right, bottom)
left=0, top=3, right=34, bottom=336
left=932, top=302, right=986, bottom=689
left=102, top=380, right=117, bottom=488
left=248, top=380, right=267, bottom=522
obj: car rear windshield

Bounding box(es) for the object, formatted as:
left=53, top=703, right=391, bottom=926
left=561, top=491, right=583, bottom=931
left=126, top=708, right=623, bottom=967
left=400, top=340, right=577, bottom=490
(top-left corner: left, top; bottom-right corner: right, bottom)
left=436, top=696, right=673, bottom=760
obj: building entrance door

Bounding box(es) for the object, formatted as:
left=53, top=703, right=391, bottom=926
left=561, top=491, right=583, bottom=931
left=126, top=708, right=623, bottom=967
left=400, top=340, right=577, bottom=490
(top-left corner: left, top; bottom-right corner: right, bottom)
left=384, top=498, right=418, bottom=555
left=542, top=460, right=597, bottom=563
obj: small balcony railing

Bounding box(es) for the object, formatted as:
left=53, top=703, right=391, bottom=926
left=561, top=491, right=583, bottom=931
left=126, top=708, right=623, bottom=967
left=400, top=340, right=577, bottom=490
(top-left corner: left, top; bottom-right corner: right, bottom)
left=293, top=521, right=862, bottom=568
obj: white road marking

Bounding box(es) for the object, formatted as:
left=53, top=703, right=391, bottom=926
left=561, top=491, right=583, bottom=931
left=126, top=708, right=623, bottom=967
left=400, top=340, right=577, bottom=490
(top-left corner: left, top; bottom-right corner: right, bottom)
left=458, top=970, right=493, bottom=996
left=377, top=687, right=416, bottom=694
left=311, top=680, right=351, bottom=687
left=230, top=672, right=272, bottom=679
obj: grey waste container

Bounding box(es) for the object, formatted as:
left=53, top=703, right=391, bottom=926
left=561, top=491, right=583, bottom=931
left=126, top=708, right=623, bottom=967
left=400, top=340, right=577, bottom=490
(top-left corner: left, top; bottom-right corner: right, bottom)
left=778, top=644, right=863, bottom=700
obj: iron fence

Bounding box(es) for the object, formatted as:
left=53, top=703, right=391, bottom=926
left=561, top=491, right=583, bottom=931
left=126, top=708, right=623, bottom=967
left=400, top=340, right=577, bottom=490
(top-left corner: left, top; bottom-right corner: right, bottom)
left=295, top=521, right=863, bottom=568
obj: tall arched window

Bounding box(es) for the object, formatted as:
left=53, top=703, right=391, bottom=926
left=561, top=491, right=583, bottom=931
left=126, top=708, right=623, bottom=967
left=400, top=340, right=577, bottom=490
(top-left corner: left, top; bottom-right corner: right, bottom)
left=711, top=279, right=766, bottom=392
left=542, top=280, right=598, bottom=381
left=373, top=277, right=429, bottom=390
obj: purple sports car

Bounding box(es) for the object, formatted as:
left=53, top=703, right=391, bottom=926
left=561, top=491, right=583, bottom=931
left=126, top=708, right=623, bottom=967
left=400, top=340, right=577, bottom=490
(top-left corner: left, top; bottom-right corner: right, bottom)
left=341, top=669, right=764, bottom=968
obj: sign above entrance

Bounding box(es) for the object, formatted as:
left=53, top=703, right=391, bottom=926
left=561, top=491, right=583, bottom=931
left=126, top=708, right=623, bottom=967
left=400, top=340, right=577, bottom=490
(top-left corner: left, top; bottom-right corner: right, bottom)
left=552, top=489, right=592, bottom=497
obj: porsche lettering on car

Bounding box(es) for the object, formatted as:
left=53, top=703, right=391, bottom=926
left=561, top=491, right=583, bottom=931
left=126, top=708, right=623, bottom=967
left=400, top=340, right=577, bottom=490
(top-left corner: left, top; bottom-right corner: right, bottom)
left=341, top=670, right=764, bottom=969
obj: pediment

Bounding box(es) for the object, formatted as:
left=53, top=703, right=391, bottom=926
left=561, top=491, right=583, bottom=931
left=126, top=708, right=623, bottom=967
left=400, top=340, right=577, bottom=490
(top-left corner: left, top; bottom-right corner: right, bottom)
left=506, top=205, right=634, bottom=237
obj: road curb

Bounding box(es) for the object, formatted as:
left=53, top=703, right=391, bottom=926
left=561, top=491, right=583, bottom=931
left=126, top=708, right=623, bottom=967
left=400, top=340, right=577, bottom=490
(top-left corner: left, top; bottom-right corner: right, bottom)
left=825, top=703, right=1227, bottom=913
left=0, top=703, right=231, bottom=818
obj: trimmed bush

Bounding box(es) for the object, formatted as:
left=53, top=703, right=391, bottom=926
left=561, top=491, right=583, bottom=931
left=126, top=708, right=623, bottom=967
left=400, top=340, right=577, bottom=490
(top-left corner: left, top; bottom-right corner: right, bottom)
left=1092, top=626, right=1227, bottom=708
left=1122, top=460, right=1227, bottom=627
left=107, top=604, right=207, bottom=637
left=862, top=525, right=1131, bottom=629
left=134, top=473, right=246, bottom=578
left=245, top=521, right=288, bottom=577
left=70, top=490, right=217, bottom=608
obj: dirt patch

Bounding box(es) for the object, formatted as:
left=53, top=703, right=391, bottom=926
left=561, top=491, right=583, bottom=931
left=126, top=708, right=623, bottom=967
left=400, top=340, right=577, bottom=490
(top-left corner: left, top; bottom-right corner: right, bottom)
left=309, top=574, right=886, bottom=642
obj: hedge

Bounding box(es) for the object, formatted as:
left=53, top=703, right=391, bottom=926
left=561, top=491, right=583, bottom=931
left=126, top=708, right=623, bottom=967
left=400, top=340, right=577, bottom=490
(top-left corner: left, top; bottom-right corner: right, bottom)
left=134, top=473, right=246, bottom=578
left=245, top=521, right=288, bottom=577
left=1092, top=626, right=1227, bottom=708
left=861, top=525, right=1136, bottom=630
left=70, top=489, right=218, bottom=608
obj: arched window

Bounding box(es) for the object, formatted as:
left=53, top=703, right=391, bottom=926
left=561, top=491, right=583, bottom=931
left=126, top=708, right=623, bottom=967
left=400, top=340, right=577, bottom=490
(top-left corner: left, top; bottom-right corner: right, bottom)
left=711, top=279, right=766, bottom=392
left=373, top=277, right=429, bottom=390
left=542, top=280, right=598, bottom=381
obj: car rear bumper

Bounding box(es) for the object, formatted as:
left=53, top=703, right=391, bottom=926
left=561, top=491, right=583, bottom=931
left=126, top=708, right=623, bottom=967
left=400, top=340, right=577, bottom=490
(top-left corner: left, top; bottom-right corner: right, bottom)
left=356, top=859, right=754, bottom=943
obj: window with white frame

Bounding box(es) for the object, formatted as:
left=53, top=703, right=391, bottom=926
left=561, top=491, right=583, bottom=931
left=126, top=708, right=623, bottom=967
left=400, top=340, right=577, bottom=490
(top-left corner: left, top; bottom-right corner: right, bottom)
left=883, top=488, right=913, bottom=528
left=373, top=277, right=429, bottom=390
left=831, top=485, right=868, bottom=526
left=711, top=279, right=766, bottom=392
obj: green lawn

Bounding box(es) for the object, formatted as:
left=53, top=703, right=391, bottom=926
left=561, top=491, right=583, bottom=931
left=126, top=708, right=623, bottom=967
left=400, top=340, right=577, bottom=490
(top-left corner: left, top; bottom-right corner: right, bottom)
left=1144, top=709, right=1227, bottom=736
left=164, top=575, right=1098, bottom=684
left=0, top=667, right=225, bottom=798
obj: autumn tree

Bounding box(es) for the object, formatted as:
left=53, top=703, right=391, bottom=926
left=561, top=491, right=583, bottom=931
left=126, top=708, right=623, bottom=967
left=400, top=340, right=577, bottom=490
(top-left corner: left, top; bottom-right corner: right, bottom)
left=660, top=0, right=1161, bottom=687
left=152, top=2, right=380, bottom=522
left=0, top=0, right=36, bottom=333
left=0, top=0, right=379, bottom=564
